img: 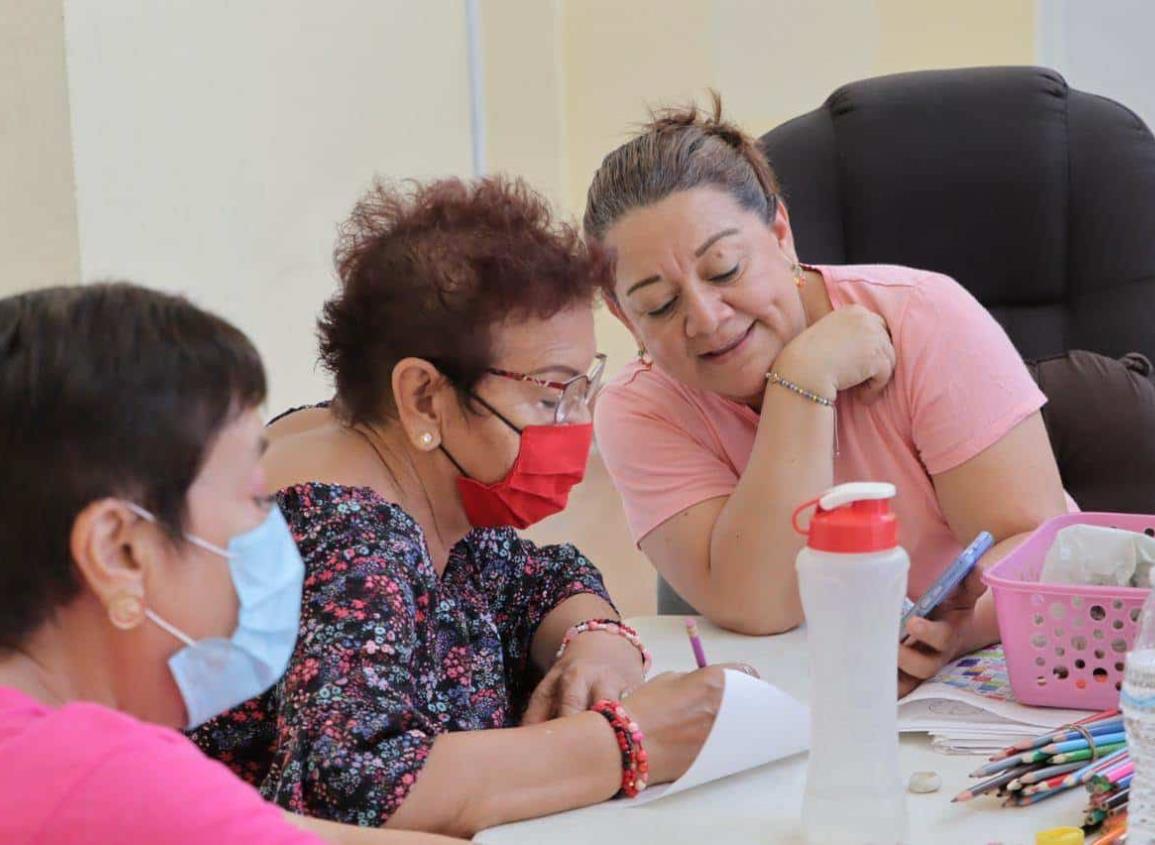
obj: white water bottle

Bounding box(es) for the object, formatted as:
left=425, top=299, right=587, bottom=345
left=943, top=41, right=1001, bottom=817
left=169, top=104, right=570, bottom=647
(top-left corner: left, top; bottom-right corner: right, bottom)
left=794, top=482, right=910, bottom=845
left=1122, top=588, right=1155, bottom=842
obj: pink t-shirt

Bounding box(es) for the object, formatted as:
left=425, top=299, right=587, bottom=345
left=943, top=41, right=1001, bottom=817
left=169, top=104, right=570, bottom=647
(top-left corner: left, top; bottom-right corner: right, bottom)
left=0, top=687, right=321, bottom=845
left=595, top=263, right=1050, bottom=598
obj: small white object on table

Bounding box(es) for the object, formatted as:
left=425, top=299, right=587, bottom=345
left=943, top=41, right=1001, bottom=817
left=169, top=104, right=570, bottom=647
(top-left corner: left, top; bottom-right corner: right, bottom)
left=474, top=616, right=1088, bottom=845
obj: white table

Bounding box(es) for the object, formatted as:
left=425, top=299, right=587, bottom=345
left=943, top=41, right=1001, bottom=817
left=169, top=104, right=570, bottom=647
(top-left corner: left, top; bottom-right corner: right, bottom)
left=475, top=616, right=1090, bottom=845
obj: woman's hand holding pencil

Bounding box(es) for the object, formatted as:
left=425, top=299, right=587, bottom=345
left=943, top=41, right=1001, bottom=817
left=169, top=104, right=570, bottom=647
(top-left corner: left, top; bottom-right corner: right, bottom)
left=686, top=618, right=708, bottom=668
left=683, top=617, right=758, bottom=678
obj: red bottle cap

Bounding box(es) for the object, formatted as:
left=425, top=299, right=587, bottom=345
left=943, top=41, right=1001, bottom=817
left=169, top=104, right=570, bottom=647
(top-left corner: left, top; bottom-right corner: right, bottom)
left=792, top=482, right=899, bottom=553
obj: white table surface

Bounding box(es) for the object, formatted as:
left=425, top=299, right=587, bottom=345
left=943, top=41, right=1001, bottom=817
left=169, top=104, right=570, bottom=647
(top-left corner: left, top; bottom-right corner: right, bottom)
left=474, top=616, right=1091, bottom=845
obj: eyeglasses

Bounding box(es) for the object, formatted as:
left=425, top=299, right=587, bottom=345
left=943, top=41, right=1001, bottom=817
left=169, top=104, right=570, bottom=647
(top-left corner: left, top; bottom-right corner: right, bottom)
left=487, top=353, right=607, bottom=424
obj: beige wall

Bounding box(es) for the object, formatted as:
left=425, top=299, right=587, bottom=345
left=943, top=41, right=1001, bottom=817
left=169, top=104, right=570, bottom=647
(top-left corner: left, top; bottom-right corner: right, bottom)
left=0, top=0, right=79, bottom=294
left=64, top=0, right=475, bottom=415
left=875, top=0, right=1036, bottom=75
left=481, top=0, right=568, bottom=209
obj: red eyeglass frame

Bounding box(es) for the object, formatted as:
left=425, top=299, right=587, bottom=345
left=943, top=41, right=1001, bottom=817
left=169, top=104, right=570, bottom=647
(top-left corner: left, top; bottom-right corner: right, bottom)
left=486, top=353, right=607, bottom=422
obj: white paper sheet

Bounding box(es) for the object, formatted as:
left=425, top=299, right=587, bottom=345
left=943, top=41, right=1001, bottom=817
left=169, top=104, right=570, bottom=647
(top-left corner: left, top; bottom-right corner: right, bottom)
left=897, top=679, right=1096, bottom=753
left=628, top=669, right=810, bottom=805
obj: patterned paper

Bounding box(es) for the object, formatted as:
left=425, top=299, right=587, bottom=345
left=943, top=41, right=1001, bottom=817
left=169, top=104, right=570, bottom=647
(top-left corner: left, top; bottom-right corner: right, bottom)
left=933, top=645, right=1017, bottom=702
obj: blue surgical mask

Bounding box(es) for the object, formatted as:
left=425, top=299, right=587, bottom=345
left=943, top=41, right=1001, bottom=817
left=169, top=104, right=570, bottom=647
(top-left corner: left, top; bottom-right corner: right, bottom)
left=127, top=503, right=304, bottom=729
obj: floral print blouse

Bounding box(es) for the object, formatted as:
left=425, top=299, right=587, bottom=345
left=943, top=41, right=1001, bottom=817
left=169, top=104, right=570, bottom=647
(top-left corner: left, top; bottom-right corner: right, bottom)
left=190, top=481, right=612, bottom=826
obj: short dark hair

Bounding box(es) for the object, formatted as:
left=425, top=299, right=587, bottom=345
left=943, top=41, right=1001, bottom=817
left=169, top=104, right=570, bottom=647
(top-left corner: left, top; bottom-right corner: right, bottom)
left=0, top=283, right=266, bottom=649
left=583, top=92, right=782, bottom=296
left=318, top=176, right=609, bottom=423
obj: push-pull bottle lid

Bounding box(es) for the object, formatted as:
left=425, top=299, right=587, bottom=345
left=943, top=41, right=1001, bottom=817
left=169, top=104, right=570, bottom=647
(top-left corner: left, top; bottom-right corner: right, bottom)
left=792, top=482, right=899, bottom=553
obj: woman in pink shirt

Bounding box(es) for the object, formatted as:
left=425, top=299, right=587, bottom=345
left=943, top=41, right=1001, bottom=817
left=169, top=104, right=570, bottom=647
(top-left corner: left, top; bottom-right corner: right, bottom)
left=0, top=284, right=456, bottom=844
left=585, top=98, right=1070, bottom=694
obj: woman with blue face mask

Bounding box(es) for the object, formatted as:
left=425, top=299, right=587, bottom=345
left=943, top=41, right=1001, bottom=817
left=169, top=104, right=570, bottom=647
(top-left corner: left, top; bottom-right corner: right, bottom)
left=0, top=284, right=459, bottom=844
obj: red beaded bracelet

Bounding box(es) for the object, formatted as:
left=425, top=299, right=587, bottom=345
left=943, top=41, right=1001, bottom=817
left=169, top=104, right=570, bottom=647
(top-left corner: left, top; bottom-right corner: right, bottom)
left=591, top=698, right=649, bottom=798
left=555, top=618, right=652, bottom=675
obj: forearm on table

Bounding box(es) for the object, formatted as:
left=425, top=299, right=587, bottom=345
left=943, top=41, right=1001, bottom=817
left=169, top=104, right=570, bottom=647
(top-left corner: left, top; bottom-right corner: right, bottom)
left=283, top=812, right=462, bottom=844
left=705, top=383, right=836, bottom=634
left=530, top=593, right=620, bottom=671
left=385, top=712, right=620, bottom=838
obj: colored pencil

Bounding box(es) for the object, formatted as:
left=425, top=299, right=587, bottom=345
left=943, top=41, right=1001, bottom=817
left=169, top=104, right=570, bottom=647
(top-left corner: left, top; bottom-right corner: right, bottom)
left=995, top=709, right=1121, bottom=757
left=1105, top=788, right=1131, bottom=810
left=971, top=754, right=1029, bottom=778
left=1051, top=741, right=1126, bottom=764
left=685, top=618, right=708, bottom=668
left=952, top=763, right=1037, bottom=803
left=971, top=750, right=1051, bottom=777
left=1090, top=762, right=1135, bottom=793
left=1041, top=731, right=1127, bottom=755
left=1084, top=808, right=1107, bottom=827
left=973, top=738, right=1123, bottom=779
left=1039, top=729, right=1118, bottom=757
left=1100, top=756, right=1135, bottom=779
left=1080, top=751, right=1131, bottom=840
left=1059, top=746, right=1130, bottom=788
left=1024, top=767, right=1090, bottom=796
left=955, top=706, right=1135, bottom=834
left=1003, top=779, right=1080, bottom=806
left=1010, top=760, right=1084, bottom=788
left=995, top=719, right=1125, bottom=760
left=1095, top=814, right=1128, bottom=845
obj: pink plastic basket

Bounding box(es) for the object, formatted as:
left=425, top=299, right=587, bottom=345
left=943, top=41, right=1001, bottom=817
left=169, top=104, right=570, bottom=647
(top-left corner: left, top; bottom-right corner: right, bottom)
left=984, top=512, right=1154, bottom=710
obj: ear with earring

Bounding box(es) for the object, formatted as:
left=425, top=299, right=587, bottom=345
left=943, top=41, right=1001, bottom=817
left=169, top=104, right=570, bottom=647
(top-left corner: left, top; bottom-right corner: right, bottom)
left=791, top=261, right=805, bottom=289
left=108, top=594, right=144, bottom=630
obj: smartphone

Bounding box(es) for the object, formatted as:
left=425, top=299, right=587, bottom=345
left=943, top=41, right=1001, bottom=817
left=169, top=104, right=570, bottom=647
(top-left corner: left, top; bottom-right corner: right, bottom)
left=899, top=531, right=995, bottom=639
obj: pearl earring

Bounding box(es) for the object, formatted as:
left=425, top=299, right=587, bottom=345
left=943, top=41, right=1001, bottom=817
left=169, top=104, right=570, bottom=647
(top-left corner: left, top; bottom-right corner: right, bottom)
left=420, top=432, right=434, bottom=449
left=108, top=595, right=144, bottom=630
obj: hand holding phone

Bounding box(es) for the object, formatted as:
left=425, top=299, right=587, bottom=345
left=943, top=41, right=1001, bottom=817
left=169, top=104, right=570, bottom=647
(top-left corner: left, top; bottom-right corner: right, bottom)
left=899, top=531, right=994, bottom=639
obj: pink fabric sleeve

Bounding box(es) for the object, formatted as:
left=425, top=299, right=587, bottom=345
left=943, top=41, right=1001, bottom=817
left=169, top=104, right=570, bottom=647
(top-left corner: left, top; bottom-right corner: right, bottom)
left=51, top=723, right=322, bottom=845
left=595, top=379, right=738, bottom=543
left=899, top=273, right=1047, bottom=475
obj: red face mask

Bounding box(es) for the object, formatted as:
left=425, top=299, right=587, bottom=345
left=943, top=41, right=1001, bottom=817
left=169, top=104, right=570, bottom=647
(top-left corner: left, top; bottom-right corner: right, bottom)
left=449, top=422, right=593, bottom=530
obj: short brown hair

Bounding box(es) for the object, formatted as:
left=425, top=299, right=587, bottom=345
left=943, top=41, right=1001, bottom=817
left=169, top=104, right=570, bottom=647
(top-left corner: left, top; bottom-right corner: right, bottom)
left=583, top=93, right=781, bottom=290
left=0, top=283, right=266, bottom=649
left=319, top=176, right=608, bottom=423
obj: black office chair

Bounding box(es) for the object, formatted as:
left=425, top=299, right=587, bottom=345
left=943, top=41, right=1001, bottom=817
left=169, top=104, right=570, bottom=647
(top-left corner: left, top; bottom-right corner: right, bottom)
left=658, top=66, right=1155, bottom=614
left=761, top=65, right=1155, bottom=360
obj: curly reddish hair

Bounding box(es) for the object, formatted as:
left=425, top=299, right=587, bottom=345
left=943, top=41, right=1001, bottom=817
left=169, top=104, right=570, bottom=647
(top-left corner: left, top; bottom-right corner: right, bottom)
left=319, top=176, right=608, bottom=423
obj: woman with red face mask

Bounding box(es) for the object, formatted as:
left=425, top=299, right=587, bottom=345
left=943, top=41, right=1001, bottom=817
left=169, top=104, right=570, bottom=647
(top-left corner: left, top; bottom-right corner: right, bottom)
left=190, top=177, right=739, bottom=839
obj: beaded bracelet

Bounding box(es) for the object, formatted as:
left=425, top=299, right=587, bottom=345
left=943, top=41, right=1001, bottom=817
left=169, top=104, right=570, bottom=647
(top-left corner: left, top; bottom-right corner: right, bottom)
left=765, top=371, right=835, bottom=406
left=555, top=618, right=652, bottom=675
left=766, top=371, right=840, bottom=458
left=591, top=698, right=649, bottom=797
